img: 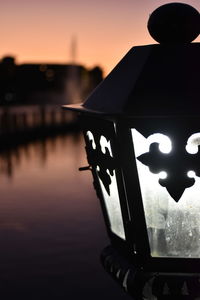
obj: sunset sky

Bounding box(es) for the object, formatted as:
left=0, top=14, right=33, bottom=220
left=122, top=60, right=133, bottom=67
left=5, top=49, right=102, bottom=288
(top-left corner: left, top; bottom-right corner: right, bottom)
left=0, top=0, right=200, bottom=75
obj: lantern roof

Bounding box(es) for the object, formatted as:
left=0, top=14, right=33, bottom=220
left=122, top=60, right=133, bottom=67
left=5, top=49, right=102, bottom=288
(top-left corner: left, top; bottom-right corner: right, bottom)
left=63, top=3, right=200, bottom=116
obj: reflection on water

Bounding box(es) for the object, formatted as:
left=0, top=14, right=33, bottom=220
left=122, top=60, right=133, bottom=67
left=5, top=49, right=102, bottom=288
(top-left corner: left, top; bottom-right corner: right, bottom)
left=0, top=133, right=81, bottom=179
left=0, top=132, right=131, bottom=299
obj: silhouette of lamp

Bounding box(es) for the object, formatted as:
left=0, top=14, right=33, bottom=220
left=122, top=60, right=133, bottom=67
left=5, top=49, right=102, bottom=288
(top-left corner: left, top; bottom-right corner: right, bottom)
left=63, top=2, right=200, bottom=297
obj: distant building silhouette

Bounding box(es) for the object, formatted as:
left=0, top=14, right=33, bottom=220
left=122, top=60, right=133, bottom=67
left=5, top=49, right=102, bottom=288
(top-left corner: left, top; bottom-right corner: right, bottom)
left=0, top=56, right=103, bottom=105
left=0, top=56, right=17, bottom=103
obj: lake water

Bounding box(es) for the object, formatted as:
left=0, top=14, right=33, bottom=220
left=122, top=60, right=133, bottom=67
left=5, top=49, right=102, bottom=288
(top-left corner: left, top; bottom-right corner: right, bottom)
left=0, top=131, right=131, bottom=299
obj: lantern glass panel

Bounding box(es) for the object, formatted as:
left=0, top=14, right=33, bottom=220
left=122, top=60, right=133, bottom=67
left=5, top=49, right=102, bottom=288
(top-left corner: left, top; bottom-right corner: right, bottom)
left=131, top=128, right=200, bottom=258
left=86, top=130, right=125, bottom=240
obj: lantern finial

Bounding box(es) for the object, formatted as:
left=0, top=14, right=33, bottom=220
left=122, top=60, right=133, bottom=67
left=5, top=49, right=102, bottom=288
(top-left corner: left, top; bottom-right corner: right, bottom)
left=147, top=2, right=200, bottom=44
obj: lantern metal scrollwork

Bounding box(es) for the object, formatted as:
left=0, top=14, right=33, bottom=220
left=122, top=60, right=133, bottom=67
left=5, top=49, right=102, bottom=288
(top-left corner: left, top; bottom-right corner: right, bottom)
left=136, top=131, right=200, bottom=202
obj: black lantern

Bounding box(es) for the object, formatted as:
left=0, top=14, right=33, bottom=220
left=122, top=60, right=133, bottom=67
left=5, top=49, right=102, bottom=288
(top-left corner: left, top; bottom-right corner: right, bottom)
left=63, top=3, right=200, bottom=276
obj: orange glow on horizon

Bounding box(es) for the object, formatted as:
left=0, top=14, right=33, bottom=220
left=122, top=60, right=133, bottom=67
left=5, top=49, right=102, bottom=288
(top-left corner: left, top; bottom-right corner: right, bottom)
left=0, top=0, right=200, bottom=76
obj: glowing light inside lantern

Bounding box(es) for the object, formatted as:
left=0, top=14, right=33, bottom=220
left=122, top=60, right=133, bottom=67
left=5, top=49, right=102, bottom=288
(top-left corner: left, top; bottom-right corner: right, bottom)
left=131, top=129, right=200, bottom=259
left=148, top=133, right=172, bottom=154
left=159, top=171, right=168, bottom=179
left=186, top=133, right=200, bottom=154
left=187, top=170, right=196, bottom=178
left=86, top=131, right=125, bottom=240
left=99, top=135, right=113, bottom=157
left=86, top=131, right=96, bottom=149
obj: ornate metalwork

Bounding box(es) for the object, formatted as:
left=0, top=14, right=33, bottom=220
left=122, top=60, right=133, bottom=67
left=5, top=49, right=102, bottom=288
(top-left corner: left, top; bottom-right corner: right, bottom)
left=101, top=245, right=200, bottom=299
left=137, top=140, right=200, bottom=202
left=86, top=131, right=115, bottom=195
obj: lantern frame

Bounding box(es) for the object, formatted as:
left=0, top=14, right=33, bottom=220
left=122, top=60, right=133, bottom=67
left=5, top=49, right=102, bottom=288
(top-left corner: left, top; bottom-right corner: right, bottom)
left=117, top=115, right=200, bottom=273
left=65, top=108, right=200, bottom=274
